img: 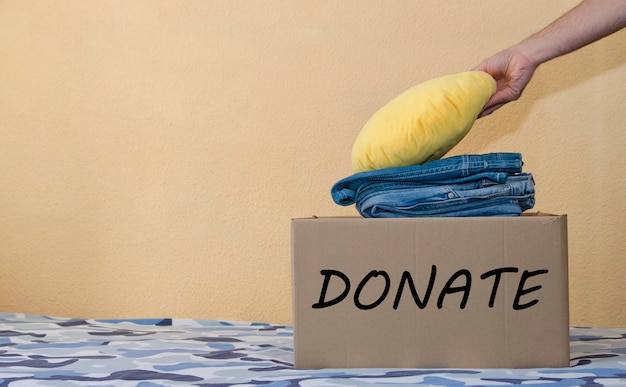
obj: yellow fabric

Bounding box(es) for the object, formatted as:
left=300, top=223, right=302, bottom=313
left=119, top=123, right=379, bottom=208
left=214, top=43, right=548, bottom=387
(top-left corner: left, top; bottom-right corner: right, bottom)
left=351, top=71, right=496, bottom=172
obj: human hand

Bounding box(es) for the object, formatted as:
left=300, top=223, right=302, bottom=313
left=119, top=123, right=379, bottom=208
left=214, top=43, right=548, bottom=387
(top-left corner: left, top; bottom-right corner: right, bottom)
left=473, top=49, right=539, bottom=117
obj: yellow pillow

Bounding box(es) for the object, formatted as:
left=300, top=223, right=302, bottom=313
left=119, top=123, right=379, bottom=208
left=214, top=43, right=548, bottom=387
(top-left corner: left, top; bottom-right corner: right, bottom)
left=351, top=71, right=496, bottom=172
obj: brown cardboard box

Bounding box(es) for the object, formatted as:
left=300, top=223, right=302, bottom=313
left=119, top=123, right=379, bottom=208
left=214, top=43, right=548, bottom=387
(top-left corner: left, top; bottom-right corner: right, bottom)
left=291, top=214, right=569, bottom=369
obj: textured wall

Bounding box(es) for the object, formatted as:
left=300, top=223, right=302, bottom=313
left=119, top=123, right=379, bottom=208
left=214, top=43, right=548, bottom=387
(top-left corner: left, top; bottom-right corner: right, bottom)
left=1, top=0, right=625, bottom=327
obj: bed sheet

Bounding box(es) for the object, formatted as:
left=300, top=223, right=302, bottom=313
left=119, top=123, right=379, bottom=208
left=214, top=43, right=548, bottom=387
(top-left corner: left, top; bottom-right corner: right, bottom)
left=1, top=313, right=625, bottom=386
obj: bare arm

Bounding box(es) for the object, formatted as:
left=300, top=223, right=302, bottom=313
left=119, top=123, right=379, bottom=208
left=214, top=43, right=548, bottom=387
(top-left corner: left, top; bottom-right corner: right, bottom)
left=474, top=0, right=626, bottom=117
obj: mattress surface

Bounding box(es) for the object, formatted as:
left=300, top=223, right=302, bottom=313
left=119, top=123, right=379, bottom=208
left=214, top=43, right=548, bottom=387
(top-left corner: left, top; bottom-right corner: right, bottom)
left=1, top=313, right=625, bottom=386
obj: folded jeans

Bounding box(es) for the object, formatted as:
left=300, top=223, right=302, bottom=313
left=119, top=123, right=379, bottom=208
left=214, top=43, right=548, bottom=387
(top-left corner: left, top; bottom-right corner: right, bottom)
left=331, top=153, right=524, bottom=206
left=330, top=153, right=535, bottom=218
left=357, top=173, right=535, bottom=218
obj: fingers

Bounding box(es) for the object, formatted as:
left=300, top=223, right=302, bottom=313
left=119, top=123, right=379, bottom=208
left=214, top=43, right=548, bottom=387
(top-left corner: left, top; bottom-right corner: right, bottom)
left=477, top=102, right=505, bottom=118
left=476, top=89, right=518, bottom=118
left=473, top=49, right=537, bottom=118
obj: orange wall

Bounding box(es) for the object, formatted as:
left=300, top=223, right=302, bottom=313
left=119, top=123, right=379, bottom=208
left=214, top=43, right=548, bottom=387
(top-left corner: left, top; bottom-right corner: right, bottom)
left=1, top=1, right=625, bottom=327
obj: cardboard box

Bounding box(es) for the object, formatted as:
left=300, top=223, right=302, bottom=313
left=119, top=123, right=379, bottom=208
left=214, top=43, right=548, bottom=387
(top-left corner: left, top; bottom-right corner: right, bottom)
left=291, top=214, right=569, bottom=369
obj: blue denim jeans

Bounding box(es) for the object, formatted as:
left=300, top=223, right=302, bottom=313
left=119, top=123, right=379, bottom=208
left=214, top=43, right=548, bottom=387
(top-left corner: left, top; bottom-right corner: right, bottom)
left=331, top=153, right=535, bottom=218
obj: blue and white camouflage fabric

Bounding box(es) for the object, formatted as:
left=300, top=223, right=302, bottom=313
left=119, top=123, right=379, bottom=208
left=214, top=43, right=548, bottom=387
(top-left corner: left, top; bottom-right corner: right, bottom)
left=1, top=313, right=626, bottom=386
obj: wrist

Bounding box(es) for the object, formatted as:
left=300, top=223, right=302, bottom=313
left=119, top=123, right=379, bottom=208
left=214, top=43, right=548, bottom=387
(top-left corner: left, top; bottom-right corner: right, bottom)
left=510, top=39, right=553, bottom=69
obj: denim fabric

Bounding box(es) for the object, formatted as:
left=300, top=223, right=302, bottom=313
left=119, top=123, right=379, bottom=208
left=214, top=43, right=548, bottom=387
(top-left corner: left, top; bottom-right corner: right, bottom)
left=357, top=173, right=535, bottom=218
left=330, top=153, right=535, bottom=218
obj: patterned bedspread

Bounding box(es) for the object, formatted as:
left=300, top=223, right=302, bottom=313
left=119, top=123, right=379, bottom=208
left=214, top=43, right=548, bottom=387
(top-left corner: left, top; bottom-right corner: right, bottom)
left=1, top=313, right=625, bottom=386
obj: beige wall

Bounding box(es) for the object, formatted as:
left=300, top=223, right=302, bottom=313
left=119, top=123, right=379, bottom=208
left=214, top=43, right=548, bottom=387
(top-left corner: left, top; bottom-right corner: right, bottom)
left=1, top=1, right=625, bottom=327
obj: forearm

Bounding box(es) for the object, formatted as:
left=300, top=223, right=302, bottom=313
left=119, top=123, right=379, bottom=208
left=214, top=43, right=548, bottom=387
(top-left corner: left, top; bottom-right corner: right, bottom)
left=514, top=0, right=626, bottom=66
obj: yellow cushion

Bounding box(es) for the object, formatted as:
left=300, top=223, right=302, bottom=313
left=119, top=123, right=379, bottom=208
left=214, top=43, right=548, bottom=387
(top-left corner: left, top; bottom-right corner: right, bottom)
left=351, top=71, right=496, bottom=172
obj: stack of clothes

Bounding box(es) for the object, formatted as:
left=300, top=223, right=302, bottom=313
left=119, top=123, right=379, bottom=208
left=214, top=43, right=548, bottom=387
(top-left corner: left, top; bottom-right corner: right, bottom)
left=331, top=72, right=535, bottom=218
left=331, top=152, right=535, bottom=218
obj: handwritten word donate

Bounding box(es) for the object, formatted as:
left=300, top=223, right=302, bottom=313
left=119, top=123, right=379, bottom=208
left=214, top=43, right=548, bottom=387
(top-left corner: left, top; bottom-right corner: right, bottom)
left=312, top=266, right=549, bottom=311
